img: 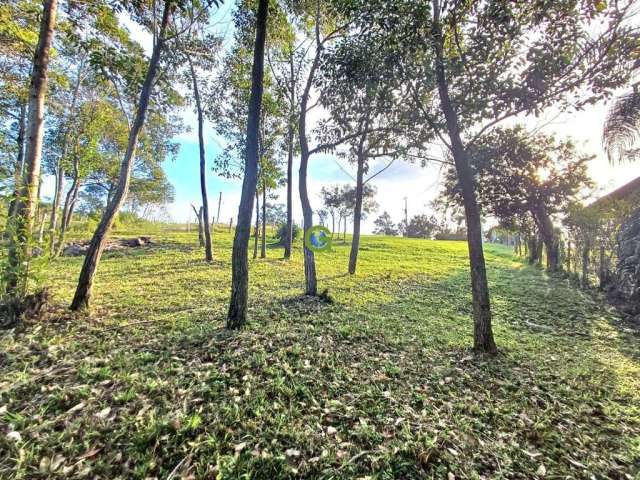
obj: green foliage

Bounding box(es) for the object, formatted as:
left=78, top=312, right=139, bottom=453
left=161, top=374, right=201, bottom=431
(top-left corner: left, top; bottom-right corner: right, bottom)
left=276, top=221, right=300, bottom=244
left=442, top=126, right=594, bottom=225
left=372, top=211, right=398, bottom=236
left=401, top=214, right=440, bottom=239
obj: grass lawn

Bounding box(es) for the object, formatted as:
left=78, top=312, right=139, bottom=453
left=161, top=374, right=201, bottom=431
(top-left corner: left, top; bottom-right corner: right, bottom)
left=1, top=227, right=639, bottom=479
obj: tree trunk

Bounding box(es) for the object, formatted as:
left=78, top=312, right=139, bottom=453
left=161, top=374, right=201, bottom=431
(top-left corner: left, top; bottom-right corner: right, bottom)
left=70, top=2, right=172, bottom=310
left=533, top=203, right=559, bottom=272
left=191, top=204, right=204, bottom=247
left=261, top=187, right=267, bottom=258
left=581, top=240, right=590, bottom=288
left=598, top=242, right=608, bottom=289
left=432, top=0, right=496, bottom=353
left=55, top=168, right=80, bottom=257
left=6, top=103, right=27, bottom=231
left=348, top=142, right=366, bottom=275
left=216, top=191, right=222, bottom=223
left=227, top=0, right=268, bottom=329
left=343, top=216, right=347, bottom=242
left=253, top=190, right=259, bottom=259
left=38, top=210, right=47, bottom=243
left=566, top=240, right=571, bottom=272
left=189, top=55, right=213, bottom=261
left=5, top=0, right=57, bottom=294
left=49, top=59, right=83, bottom=254
left=284, top=54, right=295, bottom=260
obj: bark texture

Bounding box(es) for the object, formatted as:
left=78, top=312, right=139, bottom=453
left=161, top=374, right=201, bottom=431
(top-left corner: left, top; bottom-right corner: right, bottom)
left=5, top=0, right=57, bottom=294
left=432, top=0, right=496, bottom=353
left=227, top=0, right=268, bottom=329
left=261, top=188, right=266, bottom=258
left=348, top=139, right=366, bottom=275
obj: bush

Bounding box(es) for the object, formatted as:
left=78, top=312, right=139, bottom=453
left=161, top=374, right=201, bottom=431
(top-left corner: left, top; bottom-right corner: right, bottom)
left=275, top=222, right=300, bottom=244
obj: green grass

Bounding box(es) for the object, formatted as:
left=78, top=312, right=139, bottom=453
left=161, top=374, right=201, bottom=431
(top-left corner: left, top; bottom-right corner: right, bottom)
left=1, top=227, right=639, bottom=479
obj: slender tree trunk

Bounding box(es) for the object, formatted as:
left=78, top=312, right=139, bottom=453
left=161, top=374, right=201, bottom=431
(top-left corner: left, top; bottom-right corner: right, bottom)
left=227, top=0, right=268, bottom=329
left=284, top=54, right=295, bottom=260
left=5, top=0, right=57, bottom=294
left=566, top=240, right=571, bottom=272
left=432, top=0, right=496, bottom=353
left=253, top=191, right=259, bottom=259
left=49, top=59, right=84, bottom=254
left=348, top=142, right=366, bottom=274
left=343, top=216, right=347, bottom=243
left=216, top=191, right=222, bottom=223
left=536, top=235, right=544, bottom=266
left=598, top=242, right=607, bottom=289
left=581, top=240, right=590, bottom=288
left=191, top=204, right=204, bottom=246
left=6, top=103, right=27, bottom=230
left=533, top=203, right=559, bottom=272
left=189, top=56, right=213, bottom=261
left=261, top=188, right=267, bottom=258
left=38, top=210, right=47, bottom=244
left=70, top=2, right=172, bottom=310
left=55, top=170, right=80, bottom=257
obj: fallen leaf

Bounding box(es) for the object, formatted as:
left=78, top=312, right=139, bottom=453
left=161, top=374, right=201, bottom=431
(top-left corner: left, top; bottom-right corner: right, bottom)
left=6, top=431, right=22, bottom=442
left=234, top=442, right=247, bottom=453
left=536, top=464, right=546, bottom=477
left=96, top=407, right=111, bottom=419
left=568, top=458, right=586, bottom=469
left=285, top=448, right=301, bottom=457
left=67, top=402, right=85, bottom=414
left=77, top=447, right=102, bottom=460
left=327, top=426, right=337, bottom=435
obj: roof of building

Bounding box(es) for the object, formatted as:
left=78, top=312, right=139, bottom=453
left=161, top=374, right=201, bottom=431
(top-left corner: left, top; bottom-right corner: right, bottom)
left=589, top=176, right=640, bottom=208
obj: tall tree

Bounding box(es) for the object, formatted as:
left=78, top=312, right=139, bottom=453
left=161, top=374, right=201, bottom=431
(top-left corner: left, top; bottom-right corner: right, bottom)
left=227, top=0, right=269, bottom=329
left=5, top=0, right=58, bottom=294
left=442, top=127, right=594, bottom=272
left=70, top=0, right=177, bottom=310
left=342, top=0, right=636, bottom=352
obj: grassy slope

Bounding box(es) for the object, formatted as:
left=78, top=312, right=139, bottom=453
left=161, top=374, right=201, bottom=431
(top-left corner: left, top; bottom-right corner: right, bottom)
left=1, top=228, right=639, bottom=479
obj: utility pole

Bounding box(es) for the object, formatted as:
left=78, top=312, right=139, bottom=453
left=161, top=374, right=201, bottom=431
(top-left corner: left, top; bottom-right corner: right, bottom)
left=216, top=191, right=222, bottom=224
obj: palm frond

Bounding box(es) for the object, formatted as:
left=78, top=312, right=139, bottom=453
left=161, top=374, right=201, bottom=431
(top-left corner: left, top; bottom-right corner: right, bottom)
left=603, top=84, right=640, bottom=164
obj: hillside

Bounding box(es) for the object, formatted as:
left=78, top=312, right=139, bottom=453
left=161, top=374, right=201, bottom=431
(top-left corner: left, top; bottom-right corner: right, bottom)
left=1, top=229, right=639, bottom=479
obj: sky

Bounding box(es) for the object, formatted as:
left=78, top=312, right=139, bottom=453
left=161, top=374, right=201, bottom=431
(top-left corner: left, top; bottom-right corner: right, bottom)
left=41, top=2, right=639, bottom=234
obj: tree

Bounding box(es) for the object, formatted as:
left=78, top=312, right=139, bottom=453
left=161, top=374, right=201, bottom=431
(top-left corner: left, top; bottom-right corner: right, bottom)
left=342, top=0, right=637, bottom=353
left=320, top=185, right=343, bottom=236
left=319, top=29, right=419, bottom=274
left=5, top=0, right=58, bottom=295
left=264, top=4, right=306, bottom=260
left=174, top=12, right=222, bottom=262
left=227, top=0, right=269, bottom=329
left=403, top=214, right=439, bottom=239
left=442, top=126, right=594, bottom=272
left=373, top=211, right=397, bottom=236
left=70, top=0, right=194, bottom=310
left=0, top=0, right=41, bottom=231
